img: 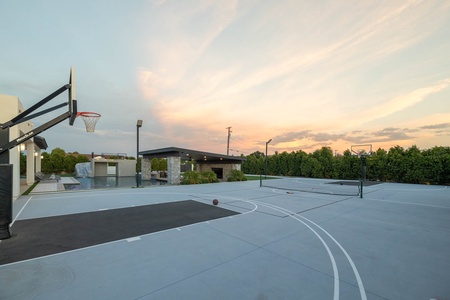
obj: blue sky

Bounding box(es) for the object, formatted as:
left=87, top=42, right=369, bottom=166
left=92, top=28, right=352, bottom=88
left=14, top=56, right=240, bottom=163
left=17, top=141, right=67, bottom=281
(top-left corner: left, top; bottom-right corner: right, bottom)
left=1, top=0, right=449, bottom=156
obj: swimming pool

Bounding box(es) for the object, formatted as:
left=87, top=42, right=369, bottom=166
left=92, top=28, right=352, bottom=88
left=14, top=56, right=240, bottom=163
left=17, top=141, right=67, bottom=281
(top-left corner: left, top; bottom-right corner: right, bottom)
left=65, top=177, right=166, bottom=191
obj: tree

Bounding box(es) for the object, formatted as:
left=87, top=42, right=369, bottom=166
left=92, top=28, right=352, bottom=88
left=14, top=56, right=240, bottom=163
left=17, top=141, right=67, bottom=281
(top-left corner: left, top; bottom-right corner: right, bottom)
left=368, top=148, right=388, bottom=181
left=403, top=145, right=425, bottom=183
left=249, top=151, right=265, bottom=159
left=48, top=148, right=66, bottom=173
left=64, top=154, right=78, bottom=174
left=275, top=151, right=290, bottom=176
left=239, top=144, right=449, bottom=185
left=422, top=146, right=450, bottom=185
left=334, top=150, right=359, bottom=179
left=151, top=158, right=167, bottom=171
left=77, top=154, right=90, bottom=163
left=387, top=145, right=406, bottom=182
left=313, top=147, right=334, bottom=178
left=20, top=151, right=26, bottom=175
left=41, top=152, right=52, bottom=173
left=300, top=155, right=322, bottom=178
left=242, top=152, right=264, bottom=174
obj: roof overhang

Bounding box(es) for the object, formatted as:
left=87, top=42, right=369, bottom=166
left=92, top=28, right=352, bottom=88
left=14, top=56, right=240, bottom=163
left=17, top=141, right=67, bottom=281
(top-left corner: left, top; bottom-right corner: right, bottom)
left=34, top=136, right=48, bottom=150
left=140, top=147, right=246, bottom=164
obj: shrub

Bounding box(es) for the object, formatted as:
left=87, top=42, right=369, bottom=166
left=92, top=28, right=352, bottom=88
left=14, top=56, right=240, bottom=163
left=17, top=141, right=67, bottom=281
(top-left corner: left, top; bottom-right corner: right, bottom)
left=227, top=170, right=247, bottom=182
left=181, top=170, right=219, bottom=184
left=181, top=170, right=202, bottom=184
left=201, top=171, right=219, bottom=183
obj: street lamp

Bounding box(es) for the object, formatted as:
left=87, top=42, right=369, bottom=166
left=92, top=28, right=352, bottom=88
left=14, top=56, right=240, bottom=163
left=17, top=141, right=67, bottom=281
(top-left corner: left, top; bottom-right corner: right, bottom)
left=265, top=139, right=272, bottom=179
left=136, top=120, right=143, bottom=187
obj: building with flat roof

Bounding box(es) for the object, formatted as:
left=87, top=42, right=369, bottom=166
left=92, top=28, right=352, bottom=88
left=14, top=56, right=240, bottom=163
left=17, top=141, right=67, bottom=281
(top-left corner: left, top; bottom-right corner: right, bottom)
left=0, top=95, right=48, bottom=199
left=140, top=147, right=246, bottom=184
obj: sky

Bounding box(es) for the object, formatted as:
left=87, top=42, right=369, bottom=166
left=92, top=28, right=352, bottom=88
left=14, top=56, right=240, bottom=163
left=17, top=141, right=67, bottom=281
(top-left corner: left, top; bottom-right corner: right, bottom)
left=1, top=0, right=450, bottom=157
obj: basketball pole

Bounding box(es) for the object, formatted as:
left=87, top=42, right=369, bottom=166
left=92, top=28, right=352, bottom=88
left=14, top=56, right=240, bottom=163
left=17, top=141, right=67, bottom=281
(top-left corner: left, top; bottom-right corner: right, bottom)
left=361, top=156, right=367, bottom=182
left=0, top=68, right=76, bottom=239
left=360, top=156, right=366, bottom=198
left=360, top=178, right=363, bottom=198
left=136, top=120, right=143, bottom=188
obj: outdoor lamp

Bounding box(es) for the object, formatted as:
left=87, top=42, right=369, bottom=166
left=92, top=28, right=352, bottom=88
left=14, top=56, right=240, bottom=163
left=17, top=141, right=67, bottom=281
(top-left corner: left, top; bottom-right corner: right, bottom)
left=265, top=139, right=272, bottom=179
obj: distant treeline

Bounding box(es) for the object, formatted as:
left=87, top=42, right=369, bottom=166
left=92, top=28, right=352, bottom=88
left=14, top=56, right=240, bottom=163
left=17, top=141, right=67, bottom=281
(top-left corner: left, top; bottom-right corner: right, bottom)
left=21, top=148, right=91, bottom=175
left=21, top=146, right=450, bottom=185
left=242, top=145, right=450, bottom=185
left=20, top=148, right=169, bottom=175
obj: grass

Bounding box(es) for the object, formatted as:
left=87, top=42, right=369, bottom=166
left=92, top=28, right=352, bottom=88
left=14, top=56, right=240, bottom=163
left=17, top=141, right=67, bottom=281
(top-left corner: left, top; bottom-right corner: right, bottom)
left=22, top=182, right=38, bottom=195
left=60, top=173, right=75, bottom=177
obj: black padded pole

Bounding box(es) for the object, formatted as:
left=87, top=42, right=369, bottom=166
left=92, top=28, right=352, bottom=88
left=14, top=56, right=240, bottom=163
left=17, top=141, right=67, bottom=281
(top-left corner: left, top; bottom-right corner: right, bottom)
left=0, top=164, right=13, bottom=239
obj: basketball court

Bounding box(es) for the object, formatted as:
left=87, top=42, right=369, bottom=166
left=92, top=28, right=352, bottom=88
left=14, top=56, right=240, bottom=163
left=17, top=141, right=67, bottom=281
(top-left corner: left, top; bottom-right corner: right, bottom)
left=1, top=68, right=449, bottom=299
left=1, top=179, right=449, bottom=299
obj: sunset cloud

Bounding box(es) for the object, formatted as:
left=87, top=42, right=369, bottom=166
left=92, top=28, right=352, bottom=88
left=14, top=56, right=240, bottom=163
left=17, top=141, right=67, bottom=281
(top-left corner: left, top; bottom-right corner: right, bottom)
left=1, top=1, right=449, bottom=155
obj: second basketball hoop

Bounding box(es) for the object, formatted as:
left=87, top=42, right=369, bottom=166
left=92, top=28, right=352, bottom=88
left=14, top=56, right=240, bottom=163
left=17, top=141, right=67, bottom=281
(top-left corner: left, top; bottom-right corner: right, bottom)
left=77, top=112, right=101, bottom=132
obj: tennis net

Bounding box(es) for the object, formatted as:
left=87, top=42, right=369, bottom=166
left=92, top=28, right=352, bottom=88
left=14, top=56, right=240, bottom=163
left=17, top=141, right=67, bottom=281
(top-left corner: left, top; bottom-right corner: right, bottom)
left=260, top=177, right=361, bottom=196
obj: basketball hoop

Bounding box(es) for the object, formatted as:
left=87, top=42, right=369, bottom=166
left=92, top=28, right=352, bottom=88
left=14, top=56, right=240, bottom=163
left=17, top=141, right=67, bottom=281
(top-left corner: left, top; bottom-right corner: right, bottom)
left=351, top=144, right=373, bottom=158
left=356, top=149, right=367, bottom=157
left=77, top=112, right=101, bottom=132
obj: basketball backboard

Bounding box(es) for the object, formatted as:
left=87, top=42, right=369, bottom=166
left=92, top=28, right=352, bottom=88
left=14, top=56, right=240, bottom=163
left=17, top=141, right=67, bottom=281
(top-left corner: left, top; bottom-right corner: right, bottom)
left=68, top=66, right=77, bottom=125
left=351, top=144, right=372, bottom=157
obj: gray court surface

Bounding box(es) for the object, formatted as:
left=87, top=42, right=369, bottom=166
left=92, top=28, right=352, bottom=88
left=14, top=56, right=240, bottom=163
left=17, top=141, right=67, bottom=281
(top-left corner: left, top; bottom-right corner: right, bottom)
left=1, top=178, right=449, bottom=300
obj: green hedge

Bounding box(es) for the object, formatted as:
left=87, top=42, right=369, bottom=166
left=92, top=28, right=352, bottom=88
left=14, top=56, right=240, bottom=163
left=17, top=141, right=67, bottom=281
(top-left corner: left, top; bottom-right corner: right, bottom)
left=242, top=145, right=450, bottom=185
left=227, top=170, right=247, bottom=182
left=181, top=170, right=219, bottom=184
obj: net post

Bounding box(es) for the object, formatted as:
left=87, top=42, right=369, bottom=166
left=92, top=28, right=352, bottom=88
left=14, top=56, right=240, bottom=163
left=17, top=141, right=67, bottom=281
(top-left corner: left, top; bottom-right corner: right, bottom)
left=260, top=174, right=262, bottom=187
left=360, top=178, right=363, bottom=198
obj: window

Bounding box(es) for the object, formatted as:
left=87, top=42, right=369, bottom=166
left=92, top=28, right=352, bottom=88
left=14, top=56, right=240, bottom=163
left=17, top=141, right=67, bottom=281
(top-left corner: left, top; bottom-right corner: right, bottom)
left=211, top=168, right=223, bottom=179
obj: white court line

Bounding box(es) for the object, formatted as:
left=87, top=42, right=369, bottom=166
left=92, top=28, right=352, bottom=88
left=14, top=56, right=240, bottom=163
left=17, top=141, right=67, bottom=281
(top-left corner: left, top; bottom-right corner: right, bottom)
left=2, top=191, right=347, bottom=299
left=188, top=193, right=258, bottom=215
left=365, top=198, right=450, bottom=209
left=377, top=186, right=448, bottom=192
left=1, top=196, right=33, bottom=244
left=253, top=200, right=367, bottom=300
left=10, top=196, right=33, bottom=227
left=126, top=237, right=141, bottom=242
left=247, top=200, right=340, bottom=300
left=0, top=220, right=200, bottom=268
left=0, top=196, right=257, bottom=268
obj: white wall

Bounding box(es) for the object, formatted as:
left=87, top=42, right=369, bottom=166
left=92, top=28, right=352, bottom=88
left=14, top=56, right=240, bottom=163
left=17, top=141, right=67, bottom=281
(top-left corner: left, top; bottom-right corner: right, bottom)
left=0, top=95, right=35, bottom=200
left=92, top=159, right=136, bottom=177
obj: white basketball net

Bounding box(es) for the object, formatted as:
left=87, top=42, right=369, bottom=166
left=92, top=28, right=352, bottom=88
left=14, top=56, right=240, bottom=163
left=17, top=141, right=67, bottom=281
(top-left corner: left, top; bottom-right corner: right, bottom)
left=78, top=112, right=101, bottom=132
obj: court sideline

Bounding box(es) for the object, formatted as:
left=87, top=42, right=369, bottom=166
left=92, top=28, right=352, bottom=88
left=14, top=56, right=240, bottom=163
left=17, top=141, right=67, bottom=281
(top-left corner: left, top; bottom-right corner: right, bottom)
left=1, top=179, right=449, bottom=299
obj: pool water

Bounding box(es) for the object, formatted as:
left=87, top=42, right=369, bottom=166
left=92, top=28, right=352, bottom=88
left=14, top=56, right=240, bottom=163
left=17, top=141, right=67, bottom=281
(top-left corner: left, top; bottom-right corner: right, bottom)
left=65, top=177, right=166, bottom=191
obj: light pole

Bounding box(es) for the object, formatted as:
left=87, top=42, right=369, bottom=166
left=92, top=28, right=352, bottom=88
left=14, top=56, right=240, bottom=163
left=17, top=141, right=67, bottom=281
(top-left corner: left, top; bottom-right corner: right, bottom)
left=265, top=139, right=272, bottom=179
left=136, top=120, right=143, bottom=187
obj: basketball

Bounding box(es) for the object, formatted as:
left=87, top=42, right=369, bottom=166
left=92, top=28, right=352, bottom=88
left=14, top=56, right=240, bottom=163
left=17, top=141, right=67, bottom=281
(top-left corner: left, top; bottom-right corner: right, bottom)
left=213, top=199, right=219, bottom=205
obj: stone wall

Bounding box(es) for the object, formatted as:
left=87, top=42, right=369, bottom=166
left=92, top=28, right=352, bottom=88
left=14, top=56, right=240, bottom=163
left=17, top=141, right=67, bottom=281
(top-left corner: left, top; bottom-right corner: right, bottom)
left=197, top=163, right=241, bottom=181
left=141, top=158, right=152, bottom=180
left=167, top=156, right=181, bottom=184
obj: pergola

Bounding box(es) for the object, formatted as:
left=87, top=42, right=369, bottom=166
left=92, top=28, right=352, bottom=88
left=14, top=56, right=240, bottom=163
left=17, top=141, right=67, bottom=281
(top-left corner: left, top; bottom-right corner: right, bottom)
left=139, top=147, right=246, bottom=184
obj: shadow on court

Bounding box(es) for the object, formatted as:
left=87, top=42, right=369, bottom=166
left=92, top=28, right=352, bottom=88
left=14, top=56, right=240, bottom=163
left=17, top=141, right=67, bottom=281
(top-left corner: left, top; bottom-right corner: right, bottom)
left=0, top=200, right=239, bottom=265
